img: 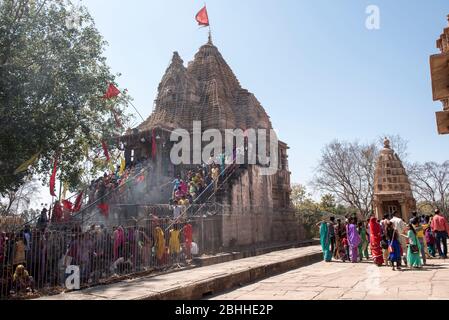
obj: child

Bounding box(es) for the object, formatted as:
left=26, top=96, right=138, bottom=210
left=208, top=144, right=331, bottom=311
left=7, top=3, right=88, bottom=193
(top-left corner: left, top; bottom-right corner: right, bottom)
left=386, top=222, right=402, bottom=271
left=424, top=217, right=436, bottom=258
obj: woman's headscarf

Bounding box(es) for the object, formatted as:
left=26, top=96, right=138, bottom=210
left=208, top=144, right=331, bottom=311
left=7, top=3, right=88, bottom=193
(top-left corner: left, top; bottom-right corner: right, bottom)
left=13, top=265, right=28, bottom=281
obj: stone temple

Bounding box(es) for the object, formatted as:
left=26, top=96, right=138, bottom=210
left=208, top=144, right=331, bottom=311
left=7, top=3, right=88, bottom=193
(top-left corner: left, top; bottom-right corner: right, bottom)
left=118, top=36, right=303, bottom=251
left=373, top=138, right=416, bottom=221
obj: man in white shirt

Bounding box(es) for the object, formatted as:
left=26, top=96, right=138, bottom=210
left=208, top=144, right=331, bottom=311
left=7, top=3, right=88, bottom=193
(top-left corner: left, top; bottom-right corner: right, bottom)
left=390, top=211, right=408, bottom=266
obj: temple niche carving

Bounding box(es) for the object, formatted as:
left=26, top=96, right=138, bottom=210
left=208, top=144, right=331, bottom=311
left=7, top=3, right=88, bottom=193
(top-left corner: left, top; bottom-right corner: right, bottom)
left=373, top=138, right=416, bottom=221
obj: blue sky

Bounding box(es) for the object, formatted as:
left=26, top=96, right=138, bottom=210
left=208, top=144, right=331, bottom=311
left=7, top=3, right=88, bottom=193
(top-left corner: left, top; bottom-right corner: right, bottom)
left=81, top=0, right=449, bottom=188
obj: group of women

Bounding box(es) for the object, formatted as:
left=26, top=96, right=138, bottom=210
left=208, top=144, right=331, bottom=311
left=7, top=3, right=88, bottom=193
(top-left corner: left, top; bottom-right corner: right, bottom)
left=319, top=214, right=426, bottom=271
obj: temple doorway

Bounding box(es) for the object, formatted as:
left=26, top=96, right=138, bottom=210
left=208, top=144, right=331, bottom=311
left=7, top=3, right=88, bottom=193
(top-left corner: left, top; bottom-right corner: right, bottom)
left=381, top=200, right=402, bottom=217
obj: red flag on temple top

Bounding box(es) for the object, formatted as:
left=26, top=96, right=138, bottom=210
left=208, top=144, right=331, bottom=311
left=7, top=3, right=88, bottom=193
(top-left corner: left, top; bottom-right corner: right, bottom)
left=97, top=203, right=109, bottom=218
left=195, top=5, right=209, bottom=27
left=102, top=140, right=110, bottom=161
left=73, top=192, right=84, bottom=213
left=151, top=129, right=157, bottom=160
left=49, top=156, right=58, bottom=197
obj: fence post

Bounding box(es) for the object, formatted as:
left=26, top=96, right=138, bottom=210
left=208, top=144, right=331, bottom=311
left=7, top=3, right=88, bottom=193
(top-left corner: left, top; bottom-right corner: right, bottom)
left=200, top=214, right=204, bottom=255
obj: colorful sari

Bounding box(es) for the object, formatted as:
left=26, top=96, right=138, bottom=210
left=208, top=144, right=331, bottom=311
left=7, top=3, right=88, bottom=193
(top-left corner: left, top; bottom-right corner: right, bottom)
left=335, top=224, right=347, bottom=261
left=369, top=217, right=384, bottom=266
left=358, top=227, right=369, bottom=260
left=320, top=222, right=332, bottom=262
left=347, top=223, right=361, bottom=263
left=407, top=230, right=422, bottom=268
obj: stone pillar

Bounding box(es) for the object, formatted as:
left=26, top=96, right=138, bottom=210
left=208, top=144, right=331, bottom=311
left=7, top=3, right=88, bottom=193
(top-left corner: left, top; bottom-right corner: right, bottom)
left=400, top=202, right=408, bottom=221
left=374, top=200, right=382, bottom=220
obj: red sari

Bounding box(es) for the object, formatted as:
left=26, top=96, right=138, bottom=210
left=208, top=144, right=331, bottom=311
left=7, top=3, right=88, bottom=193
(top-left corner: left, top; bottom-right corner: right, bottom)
left=369, top=217, right=384, bottom=266
left=183, top=224, right=193, bottom=259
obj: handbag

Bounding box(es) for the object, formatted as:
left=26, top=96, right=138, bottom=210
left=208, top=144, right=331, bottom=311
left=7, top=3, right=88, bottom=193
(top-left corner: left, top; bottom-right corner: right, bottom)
left=410, top=244, right=419, bottom=254
left=388, top=228, right=396, bottom=253
left=409, top=231, right=420, bottom=254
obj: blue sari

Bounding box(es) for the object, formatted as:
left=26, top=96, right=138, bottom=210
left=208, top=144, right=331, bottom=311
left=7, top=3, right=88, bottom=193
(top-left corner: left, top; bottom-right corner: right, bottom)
left=320, top=222, right=332, bottom=262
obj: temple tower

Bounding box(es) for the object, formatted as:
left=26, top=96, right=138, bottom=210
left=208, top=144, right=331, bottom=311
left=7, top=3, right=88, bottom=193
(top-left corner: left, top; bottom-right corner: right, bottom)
left=373, top=138, right=416, bottom=221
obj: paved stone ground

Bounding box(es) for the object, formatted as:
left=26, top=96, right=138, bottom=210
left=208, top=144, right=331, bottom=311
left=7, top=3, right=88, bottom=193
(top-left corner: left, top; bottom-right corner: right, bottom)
left=209, top=258, right=449, bottom=300
left=38, top=246, right=321, bottom=300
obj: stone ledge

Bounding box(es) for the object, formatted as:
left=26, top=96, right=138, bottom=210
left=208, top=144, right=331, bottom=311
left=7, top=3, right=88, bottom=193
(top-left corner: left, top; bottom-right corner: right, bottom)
left=38, top=246, right=322, bottom=300
left=194, top=240, right=320, bottom=267
left=135, top=250, right=322, bottom=300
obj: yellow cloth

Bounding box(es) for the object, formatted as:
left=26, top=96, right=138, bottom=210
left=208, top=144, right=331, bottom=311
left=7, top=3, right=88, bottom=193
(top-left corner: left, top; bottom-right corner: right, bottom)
left=13, top=265, right=29, bottom=282
left=416, top=225, right=424, bottom=239
left=211, top=168, right=219, bottom=180
left=14, top=151, right=40, bottom=174
left=155, top=227, right=165, bottom=260
left=119, top=157, right=126, bottom=176
left=179, top=199, right=190, bottom=207
left=169, top=229, right=181, bottom=254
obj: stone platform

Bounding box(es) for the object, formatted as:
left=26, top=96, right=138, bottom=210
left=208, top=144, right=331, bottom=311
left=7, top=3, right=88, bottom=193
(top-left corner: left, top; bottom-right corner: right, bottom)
left=38, top=246, right=322, bottom=300
left=210, top=257, right=449, bottom=300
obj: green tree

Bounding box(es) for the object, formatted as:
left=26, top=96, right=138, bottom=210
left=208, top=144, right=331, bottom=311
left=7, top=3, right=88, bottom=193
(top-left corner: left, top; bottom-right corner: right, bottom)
left=0, top=0, right=132, bottom=195
left=319, top=193, right=336, bottom=212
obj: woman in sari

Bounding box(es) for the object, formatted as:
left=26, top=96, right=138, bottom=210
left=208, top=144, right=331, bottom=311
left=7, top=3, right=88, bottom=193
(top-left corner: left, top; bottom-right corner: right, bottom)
left=357, top=222, right=369, bottom=261
left=334, top=219, right=347, bottom=261
left=369, top=216, right=384, bottom=266
left=346, top=217, right=361, bottom=263
left=386, top=222, right=401, bottom=270
left=319, top=221, right=332, bottom=262
left=406, top=219, right=423, bottom=269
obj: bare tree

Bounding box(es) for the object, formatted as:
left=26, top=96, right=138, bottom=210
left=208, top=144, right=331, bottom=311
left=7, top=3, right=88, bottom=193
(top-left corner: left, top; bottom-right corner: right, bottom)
left=408, top=161, right=449, bottom=215
left=0, top=179, right=41, bottom=216
left=312, top=140, right=377, bottom=217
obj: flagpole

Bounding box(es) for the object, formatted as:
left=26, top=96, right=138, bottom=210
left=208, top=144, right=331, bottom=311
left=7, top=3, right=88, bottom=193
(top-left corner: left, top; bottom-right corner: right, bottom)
left=206, top=2, right=212, bottom=43
left=125, top=97, right=145, bottom=123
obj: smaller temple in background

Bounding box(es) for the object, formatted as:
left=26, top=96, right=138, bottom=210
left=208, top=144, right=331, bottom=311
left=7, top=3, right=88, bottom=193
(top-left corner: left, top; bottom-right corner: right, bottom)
left=373, top=138, right=416, bottom=221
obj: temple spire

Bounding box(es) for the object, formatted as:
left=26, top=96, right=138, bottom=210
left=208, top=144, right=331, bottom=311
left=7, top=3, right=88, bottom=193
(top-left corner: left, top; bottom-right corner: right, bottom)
left=208, top=29, right=213, bottom=45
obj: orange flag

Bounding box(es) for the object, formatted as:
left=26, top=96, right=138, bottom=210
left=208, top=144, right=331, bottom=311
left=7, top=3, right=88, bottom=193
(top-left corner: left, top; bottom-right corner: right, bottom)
left=195, top=5, right=209, bottom=27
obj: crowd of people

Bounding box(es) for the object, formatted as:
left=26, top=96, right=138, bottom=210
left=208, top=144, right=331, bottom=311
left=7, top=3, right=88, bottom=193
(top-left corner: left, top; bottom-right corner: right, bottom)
left=0, top=149, right=242, bottom=299
left=319, top=209, right=449, bottom=271
left=168, top=153, right=236, bottom=221
left=0, top=215, right=195, bottom=298
left=0, top=153, right=236, bottom=299
left=87, top=158, right=148, bottom=207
